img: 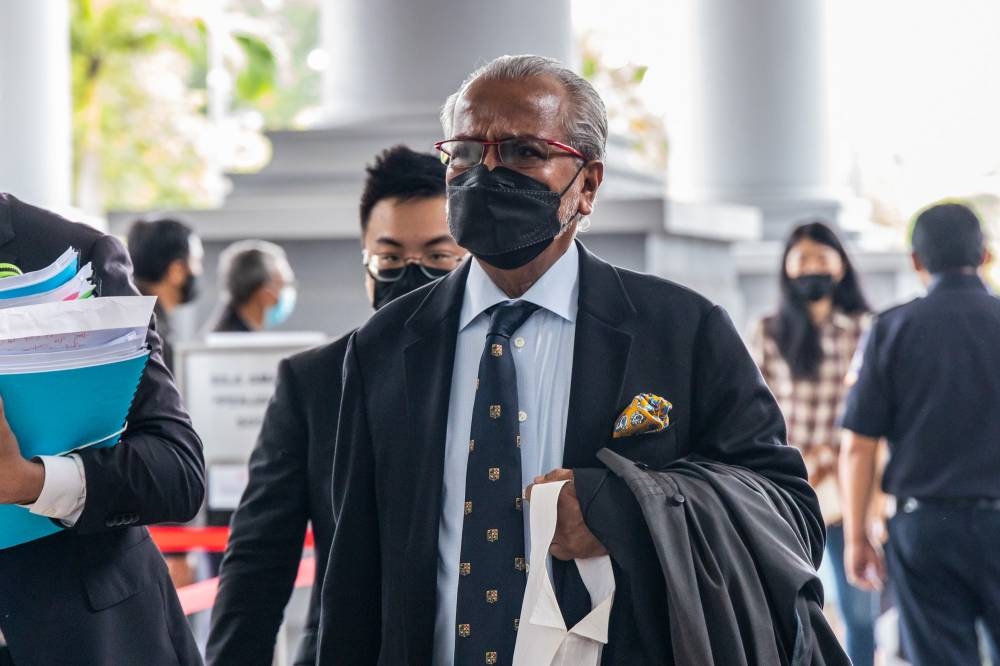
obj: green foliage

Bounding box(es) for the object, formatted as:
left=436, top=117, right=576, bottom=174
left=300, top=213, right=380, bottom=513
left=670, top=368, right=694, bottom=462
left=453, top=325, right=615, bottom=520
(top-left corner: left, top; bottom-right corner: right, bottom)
left=70, top=0, right=282, bottom=212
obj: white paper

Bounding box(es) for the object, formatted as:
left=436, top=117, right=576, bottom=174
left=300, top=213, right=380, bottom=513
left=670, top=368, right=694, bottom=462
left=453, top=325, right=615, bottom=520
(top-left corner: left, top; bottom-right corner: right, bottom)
left=513, top=480, right=615, bottom=666
left=0, top=263, right=95, bottom=310
left=0, top=295, right=155, bottom=343
left=0, top=248, right=77, bottom=291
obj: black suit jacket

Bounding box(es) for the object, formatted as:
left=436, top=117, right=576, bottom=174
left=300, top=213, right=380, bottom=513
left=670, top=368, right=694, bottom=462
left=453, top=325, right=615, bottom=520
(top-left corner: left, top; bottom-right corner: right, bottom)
left=317, top=242, right=822, bottom=664
left=0, top=194, right=205, bottom=666
left=207, top=335, right=350, bottom=666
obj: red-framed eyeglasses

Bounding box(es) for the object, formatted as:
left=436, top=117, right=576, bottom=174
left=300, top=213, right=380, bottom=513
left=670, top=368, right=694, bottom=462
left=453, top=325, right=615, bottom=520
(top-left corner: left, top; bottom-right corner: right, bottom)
left=434, top=136, right=587, bottom=171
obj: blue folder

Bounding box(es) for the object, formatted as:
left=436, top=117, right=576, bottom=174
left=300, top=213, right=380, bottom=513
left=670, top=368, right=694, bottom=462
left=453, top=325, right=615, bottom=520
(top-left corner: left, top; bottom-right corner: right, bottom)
left=0, top=258, right=78, bottom=300
left=0, top=352, right=149, bottom=549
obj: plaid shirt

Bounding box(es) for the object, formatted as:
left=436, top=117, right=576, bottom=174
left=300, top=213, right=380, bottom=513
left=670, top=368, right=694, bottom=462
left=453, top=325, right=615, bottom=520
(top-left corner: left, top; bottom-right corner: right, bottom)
left=750, top=311, right=869, bottom=523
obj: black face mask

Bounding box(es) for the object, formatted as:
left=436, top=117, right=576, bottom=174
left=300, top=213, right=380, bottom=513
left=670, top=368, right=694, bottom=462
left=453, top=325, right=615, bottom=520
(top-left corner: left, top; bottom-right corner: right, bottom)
left=446, top=164, right=584, bottom=270
left=180, top=270, right=200, bottom=304
left=790, top=274, right=836, bottom=302
left=372, top=263, right=449, bottom=310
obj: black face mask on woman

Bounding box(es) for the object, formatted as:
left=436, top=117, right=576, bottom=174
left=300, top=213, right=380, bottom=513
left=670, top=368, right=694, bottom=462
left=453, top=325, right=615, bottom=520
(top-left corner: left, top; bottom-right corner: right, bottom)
left=446, top=163, right=585, bottom=270
left=790, top=273, right=837, bottom=302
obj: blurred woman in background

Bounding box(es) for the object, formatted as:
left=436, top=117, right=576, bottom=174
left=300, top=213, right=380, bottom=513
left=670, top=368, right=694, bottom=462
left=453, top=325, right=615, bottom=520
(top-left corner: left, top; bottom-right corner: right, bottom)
left=751, top=221, right=879, bottom=666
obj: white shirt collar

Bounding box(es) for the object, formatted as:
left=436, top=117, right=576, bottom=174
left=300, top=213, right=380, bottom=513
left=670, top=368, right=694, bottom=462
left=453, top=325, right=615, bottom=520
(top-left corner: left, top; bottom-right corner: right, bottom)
left=459, top=242, right=580, bottom=331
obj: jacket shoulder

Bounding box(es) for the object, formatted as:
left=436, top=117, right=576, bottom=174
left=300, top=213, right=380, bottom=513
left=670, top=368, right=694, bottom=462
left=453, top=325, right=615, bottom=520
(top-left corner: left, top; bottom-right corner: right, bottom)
left=6, top=194, right=104, bottom=248
left=284, top=331, right=354, bottom=383
left=614, top=265, right=717, bottom=318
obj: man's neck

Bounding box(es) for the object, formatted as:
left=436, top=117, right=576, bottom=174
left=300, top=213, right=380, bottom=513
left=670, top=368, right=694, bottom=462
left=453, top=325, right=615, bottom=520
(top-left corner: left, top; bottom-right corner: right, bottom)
left=137, top=280, right=179, bottom=314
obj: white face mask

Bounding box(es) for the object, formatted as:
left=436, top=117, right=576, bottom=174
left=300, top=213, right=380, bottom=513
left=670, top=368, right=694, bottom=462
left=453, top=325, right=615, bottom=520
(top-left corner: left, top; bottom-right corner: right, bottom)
left=264, top=285, right=297, bottom=328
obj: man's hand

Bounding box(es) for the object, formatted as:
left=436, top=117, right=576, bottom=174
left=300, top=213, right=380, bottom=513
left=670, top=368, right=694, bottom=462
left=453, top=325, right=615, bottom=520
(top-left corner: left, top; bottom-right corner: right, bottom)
left=0, top=395, right=45, bottom=505
left=844, top=535, right=886, bottom=592
left=524, top=468, right=608, bottom=560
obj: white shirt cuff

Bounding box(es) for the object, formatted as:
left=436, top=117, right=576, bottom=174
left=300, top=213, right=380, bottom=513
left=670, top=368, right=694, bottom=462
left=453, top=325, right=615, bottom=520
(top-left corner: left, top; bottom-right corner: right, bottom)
left=24, top=454, right=87, bottom=526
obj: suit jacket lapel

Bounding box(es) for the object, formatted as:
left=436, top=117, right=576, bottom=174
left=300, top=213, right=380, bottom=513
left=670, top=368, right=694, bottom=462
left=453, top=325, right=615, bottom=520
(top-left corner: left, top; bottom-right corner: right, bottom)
left=563, top=242, right=636, bottom=467
left=400, top=260, right=469, bottom=656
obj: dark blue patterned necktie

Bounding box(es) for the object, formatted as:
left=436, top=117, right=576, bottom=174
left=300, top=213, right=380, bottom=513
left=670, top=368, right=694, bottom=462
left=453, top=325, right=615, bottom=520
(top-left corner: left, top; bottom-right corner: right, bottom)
left=454, top=300, right=540, bottom=666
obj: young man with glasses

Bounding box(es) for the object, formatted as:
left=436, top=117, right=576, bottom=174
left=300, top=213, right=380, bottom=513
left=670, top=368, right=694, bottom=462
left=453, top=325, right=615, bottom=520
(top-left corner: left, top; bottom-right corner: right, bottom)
left=206, top=146, right=461, bottom=666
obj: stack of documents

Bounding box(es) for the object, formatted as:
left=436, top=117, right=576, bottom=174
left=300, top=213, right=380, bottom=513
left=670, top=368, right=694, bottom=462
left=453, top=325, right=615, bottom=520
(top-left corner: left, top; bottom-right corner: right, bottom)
left=0, top=249, right=153, bottom=549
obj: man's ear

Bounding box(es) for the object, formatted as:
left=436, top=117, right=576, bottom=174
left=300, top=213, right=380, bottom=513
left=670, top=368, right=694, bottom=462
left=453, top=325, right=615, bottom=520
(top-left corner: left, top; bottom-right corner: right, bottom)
left=982, top=246, right=993, bottom=267
left=578, top=161, right=604, bottom=216
left=911, top=251, right=924, bottom=274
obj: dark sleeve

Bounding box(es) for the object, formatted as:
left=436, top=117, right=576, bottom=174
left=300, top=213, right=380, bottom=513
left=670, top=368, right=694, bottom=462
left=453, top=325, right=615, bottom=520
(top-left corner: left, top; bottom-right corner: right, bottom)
left=576, top=305, right=824, bottom=567
left=72, top=234, right=206, bottom=532
left=317, top=337, right=381, bottom=664
left=840, top=321, right=890, bottom=438
left=206, top=358, right=310, bottom=666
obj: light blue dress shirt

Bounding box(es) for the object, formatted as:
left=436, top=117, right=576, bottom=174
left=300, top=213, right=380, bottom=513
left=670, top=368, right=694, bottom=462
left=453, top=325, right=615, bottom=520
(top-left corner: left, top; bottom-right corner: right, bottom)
left=432, top=243, right=580, bottom=665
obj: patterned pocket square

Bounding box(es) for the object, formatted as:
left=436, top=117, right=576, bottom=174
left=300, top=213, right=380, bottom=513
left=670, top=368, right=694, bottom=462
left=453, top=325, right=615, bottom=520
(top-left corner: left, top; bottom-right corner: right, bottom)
left=613, top=393, right=673, bottom=439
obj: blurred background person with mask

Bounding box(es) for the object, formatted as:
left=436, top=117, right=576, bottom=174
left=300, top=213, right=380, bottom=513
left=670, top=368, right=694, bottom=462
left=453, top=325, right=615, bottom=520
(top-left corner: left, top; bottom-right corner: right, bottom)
left=841, top=202, right=1000, bottom=666
left=206, top=146, right=463, bottom=666
left=751, top=221, right=878, bottom=666
left=126, top=217, right=204, bottom=373
left=209, top=240, right=297, bottom=333
left=127, top=217, right=206, bottom=593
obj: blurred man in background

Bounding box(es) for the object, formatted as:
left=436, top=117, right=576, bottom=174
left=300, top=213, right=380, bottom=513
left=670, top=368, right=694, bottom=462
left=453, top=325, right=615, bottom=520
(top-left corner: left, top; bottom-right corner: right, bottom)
left=127, top=217, right=205, bottom=591
left=210, top=240, right=296, bottom=333
left=206, top=146, right=463, bottom=665
left=841, top=202, right=1000, bottom=665
left=126, top=217, right=203, bottom=374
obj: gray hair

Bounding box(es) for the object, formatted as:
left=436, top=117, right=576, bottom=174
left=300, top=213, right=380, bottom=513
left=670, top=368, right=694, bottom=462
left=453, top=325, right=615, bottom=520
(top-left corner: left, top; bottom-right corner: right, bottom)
left=440, top=55, right=608, bottom=162
left=217, top=239, right=291, bottom=305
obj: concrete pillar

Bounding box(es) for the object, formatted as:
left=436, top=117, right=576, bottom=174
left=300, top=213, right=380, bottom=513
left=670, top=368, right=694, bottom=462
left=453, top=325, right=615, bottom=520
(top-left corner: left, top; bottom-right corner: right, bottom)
left=666, top=0, right=838, bottom=239
left=0, top=1, right=72, bottom=210
left=318, top=0, right=573, bottom=125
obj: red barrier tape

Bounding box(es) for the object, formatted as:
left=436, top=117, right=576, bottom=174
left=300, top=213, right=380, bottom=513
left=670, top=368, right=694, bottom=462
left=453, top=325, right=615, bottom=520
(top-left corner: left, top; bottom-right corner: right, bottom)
left=177, top=556, right=317, bottom=616
left=149, top=526, right=315, bottom=553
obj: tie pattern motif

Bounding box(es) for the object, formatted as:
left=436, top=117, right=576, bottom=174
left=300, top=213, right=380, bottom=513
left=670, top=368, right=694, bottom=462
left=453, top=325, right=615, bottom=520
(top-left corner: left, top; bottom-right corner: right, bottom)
left=455, top=300, right=539, bottom=666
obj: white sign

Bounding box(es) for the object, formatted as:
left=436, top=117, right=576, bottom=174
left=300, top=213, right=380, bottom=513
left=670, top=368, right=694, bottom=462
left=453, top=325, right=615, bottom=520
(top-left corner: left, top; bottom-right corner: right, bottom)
left=176, top=332, right=327, bottom=495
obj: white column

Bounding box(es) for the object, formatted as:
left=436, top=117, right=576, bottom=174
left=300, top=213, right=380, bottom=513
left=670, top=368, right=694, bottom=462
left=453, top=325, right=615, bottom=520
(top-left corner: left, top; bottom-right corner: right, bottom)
left=665, top=0, right=837, bottom=238
left=318, top=0, right=573, bottom=124
left=0, top=0, right=72, bottom=210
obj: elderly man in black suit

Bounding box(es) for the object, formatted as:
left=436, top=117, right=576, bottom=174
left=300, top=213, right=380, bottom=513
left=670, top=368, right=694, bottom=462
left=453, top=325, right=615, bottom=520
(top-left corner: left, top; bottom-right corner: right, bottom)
left=206, top=146, right=464, bottom=666
left=317, top=55, right=827, bottom=665
left=0, top=193, right=205, bottom=665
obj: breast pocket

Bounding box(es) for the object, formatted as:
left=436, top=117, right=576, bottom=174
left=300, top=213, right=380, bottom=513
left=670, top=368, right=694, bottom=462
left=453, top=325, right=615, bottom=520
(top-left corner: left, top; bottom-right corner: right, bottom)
left=609, top=425, right=678, bottom=470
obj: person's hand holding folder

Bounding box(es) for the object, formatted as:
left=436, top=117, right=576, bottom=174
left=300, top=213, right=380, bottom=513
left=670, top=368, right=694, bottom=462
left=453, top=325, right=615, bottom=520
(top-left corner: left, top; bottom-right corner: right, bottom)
left=0, top=396, right=43, bottom=506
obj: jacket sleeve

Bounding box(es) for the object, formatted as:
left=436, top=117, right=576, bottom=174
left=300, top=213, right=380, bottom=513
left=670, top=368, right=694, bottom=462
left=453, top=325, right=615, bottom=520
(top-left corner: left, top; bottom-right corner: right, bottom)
left=317, top=336, right=381, bottom=664
left=72, top=233, right=206, bottom=532
left=686, top=306, right=822, bottom=564
left=206, top=358, right=310, bottom=666
left=577, top=305, right=823, bottom=568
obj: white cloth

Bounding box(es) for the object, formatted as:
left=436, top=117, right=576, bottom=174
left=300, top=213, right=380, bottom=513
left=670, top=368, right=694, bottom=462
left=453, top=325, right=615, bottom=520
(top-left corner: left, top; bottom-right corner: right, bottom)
left=24, top=453, right=86, bottom=525
left=513, top=479, right=614, bottom=666
left=434, top=245, right=580, bottom=665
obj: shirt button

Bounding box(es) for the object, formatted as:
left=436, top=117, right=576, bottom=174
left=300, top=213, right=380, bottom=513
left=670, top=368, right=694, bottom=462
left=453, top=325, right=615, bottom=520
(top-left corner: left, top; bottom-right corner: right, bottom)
left=514, top=337, right=526, bottom=349
left=518, top=411, right=527, bottom=423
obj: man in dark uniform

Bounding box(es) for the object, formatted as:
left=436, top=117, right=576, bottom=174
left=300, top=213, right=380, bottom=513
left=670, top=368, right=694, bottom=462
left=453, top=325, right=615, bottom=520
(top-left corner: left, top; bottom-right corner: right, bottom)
left=840, top=201, right=1000, bottom=665
left=206, top=146, right=464, bottom=665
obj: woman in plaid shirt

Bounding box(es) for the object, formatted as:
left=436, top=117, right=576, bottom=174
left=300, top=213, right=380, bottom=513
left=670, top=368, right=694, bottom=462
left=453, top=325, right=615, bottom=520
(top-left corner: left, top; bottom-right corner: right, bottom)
left=751, top=221, right=877, bottom=666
